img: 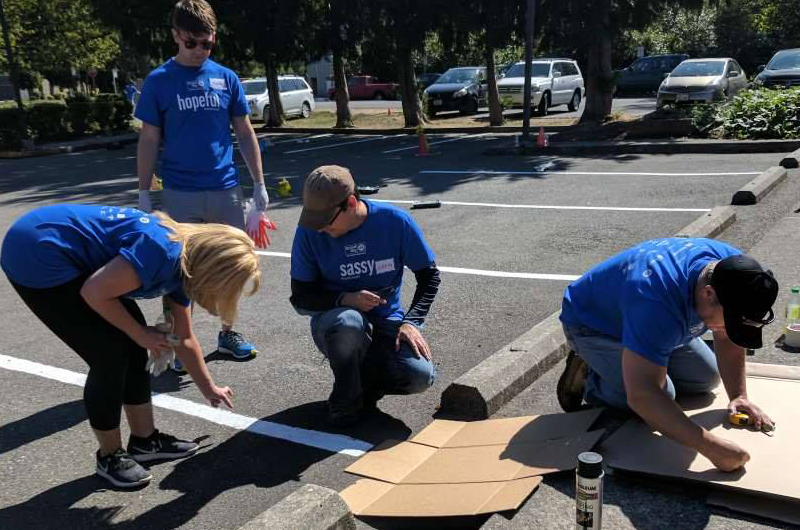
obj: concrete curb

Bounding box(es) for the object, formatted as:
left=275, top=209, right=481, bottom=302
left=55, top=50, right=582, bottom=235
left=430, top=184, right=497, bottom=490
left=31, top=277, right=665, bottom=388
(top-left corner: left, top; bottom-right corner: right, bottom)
left=439, top=206, right=738, bottom=421
left=674, top=206, right=736, bottom=239
left=237, top=484, right=355, bottom=530
left=259, top=125, right=568, bottom=135
left=731, top=166, right=788, bottom=206
left=0, top=135, right=138, bottom=159
left=780, top=148, right=800, bottom=169
left=439, top=312, right=569, bottom=420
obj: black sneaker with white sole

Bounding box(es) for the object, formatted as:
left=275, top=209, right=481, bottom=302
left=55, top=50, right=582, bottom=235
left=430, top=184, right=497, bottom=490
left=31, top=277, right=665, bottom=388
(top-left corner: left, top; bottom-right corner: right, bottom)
left=127, top=429, right=199, bottom=463
left=96, top=449, right=152, bottom=488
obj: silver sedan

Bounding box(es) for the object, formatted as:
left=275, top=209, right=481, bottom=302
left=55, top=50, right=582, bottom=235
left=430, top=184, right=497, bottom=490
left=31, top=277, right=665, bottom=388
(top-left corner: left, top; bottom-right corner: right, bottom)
left=657, top=58, right=749, bottom=108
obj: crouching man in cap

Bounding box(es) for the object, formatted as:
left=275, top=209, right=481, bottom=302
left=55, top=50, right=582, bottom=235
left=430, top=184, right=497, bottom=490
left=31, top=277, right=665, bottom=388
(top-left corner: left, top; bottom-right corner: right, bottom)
left=557, top=238, right=778, bottom=471
left=290, top=165, right=439, bottom=427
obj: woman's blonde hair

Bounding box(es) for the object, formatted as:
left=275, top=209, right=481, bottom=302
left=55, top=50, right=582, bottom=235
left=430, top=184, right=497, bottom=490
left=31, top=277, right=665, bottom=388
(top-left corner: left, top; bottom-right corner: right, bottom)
left=153, top=211, right=260, bottom=325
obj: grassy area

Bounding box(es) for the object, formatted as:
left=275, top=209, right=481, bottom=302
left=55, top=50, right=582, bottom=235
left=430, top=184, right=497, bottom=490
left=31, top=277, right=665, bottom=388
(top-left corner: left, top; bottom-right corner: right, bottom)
left=277, top=110, right=577, bottom=129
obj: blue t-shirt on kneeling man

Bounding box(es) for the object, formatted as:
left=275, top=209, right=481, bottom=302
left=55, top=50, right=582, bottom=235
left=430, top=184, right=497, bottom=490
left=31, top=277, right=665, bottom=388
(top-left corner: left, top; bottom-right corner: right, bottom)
left=135, top=58, right=249, bottom=192
left=560, top=237, right=740, bottom=366
left=290, top=200, right=436, bottom=321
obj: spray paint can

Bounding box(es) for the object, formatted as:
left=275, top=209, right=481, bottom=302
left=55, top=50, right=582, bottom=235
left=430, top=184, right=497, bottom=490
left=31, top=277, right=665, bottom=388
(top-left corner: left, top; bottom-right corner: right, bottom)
left=576, top=451, right=604, bottom=529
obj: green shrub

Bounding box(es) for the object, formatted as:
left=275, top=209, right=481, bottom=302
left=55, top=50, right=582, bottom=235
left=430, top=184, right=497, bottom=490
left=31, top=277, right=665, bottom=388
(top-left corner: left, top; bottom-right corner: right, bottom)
left=26, top=100, right=69, bottom=141
left=691, top=88, right=800, bottom=139
left=66, top=94, right=98, bottom=136
left=112, top=98, right=134, bottom=131
left=0, top=107, right=25, bottom=149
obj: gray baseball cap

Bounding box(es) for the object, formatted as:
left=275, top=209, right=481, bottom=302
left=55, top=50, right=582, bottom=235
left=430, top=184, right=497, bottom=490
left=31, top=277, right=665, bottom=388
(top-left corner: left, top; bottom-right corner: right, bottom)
left=298, top=165, right=355, bottom=230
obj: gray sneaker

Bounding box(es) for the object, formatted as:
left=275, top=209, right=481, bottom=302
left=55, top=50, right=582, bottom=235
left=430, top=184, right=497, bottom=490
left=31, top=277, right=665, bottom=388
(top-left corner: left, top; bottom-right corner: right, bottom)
left=96, top=449, right=152, bottom=488
left=127, top=429, right=199, bottom=463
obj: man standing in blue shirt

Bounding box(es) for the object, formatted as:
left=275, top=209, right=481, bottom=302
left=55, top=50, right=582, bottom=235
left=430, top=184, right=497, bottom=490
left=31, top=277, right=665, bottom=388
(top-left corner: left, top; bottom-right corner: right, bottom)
left=557, top=238, right=778, bottom=472
left=135, top=0, right=268, bottom=366
left=290, top=166, right=440, bottom=427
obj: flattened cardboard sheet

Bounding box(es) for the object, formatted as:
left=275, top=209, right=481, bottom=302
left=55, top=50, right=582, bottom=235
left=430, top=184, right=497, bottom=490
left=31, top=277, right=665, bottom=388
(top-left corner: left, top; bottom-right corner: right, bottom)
left=601, top=364, right=800, bottom=508
left=341, top=477, right=543, bottom=517
left=707, top=489, right=800, bottom=526
left=412, top=408, right=603, bottom=448
left=346, top=430, right=604, bottom=484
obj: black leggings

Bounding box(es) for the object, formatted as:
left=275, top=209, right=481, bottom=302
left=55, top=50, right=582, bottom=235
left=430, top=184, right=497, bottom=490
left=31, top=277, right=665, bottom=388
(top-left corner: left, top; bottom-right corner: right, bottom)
left=10, top=276, right=151, bottom=431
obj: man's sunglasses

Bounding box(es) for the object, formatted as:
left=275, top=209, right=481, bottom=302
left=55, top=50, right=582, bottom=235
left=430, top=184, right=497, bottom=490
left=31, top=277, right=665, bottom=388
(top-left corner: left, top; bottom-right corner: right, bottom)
left=181, top=37, right=214, bottom=50
left=325, top=198, right=350, bottom=228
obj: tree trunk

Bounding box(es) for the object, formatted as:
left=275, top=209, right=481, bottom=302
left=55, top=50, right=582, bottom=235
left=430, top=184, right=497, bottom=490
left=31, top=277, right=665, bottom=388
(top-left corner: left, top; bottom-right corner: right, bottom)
left=332, top=48, right=353, bottom=128
left=265, top=57, right=285, bottom=128
left=581, top=8, right=613, bottom=123
left=485, top=41, right=504, bottom=126
left=397, top=49, right=425, bottom=128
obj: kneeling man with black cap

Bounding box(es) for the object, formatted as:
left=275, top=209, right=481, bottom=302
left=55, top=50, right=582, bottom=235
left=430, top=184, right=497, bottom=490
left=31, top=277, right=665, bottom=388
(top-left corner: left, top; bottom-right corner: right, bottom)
left=290, top=165, right=440, bottom=427
left=556, top=237, right=778, bottom=472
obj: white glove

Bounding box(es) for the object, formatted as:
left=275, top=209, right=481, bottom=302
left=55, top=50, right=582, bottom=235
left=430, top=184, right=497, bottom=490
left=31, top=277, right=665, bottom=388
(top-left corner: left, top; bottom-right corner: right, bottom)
left=138, top=190, right=153, bottom=213
left=253, top=182, right=269, bottom=213
left=146, top=349, right=174, bottom=377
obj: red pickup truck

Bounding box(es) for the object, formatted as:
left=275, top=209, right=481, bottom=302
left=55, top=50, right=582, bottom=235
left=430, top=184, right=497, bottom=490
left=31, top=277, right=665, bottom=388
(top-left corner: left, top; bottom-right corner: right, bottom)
left=328, top=76, right=399, bottom=100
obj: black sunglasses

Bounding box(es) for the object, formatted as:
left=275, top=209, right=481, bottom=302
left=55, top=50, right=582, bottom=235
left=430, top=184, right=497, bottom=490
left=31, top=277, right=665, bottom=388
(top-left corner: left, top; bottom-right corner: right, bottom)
left=741, top=309, right=775, bottom=328
left=324, top=198, right=350, bottom=228
left=181, top=37, right=214, bottom=50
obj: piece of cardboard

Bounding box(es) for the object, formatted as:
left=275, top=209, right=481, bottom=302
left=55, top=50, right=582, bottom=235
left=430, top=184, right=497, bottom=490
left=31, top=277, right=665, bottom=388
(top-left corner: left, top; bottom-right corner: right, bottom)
left=346, top=430, right=604, bottom=484
left=411, top=408, right=603, bottom=448
left=601, top=363, right=800, bottom=514
left=707, top=489, right=800, bottom=526
left=341, top=477, right=543, bottom=517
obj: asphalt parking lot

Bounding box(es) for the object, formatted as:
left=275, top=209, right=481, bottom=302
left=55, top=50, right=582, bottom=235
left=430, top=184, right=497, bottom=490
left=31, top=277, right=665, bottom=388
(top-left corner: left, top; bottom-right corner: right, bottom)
left=1, top=132, right=798, bottom=530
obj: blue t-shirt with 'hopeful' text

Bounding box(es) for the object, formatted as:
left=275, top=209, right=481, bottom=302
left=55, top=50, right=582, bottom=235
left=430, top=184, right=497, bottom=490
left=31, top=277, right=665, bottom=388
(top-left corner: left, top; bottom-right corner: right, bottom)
left=135, top=58, right=249, bottom=191
left=560, top=237, right=740, bottom=366
left=290, top=200, right=436, bottom=320
left=1, top=204, right=190, bottom=306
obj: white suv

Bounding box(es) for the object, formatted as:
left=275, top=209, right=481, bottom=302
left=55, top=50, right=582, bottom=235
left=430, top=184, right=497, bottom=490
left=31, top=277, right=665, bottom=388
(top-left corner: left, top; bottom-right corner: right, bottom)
left=497, top=59, right=584, bottom=115
left=242, top=76, right=315, bottom=121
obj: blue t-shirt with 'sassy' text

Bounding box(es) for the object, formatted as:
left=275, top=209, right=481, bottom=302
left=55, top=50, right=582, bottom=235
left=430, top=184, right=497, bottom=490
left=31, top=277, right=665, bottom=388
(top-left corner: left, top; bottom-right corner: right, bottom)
left=290, top=200, right=436, bottom=320
left=135, top=58, right=249, bottom=191
left=560, top=237, right=740, bottom=366
left=1, top=204, right=190, bottom=306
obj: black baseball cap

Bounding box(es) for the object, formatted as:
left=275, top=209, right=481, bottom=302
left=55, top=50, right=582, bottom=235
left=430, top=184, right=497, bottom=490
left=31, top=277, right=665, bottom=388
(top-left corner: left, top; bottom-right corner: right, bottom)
left=711, top=255, right=779, bottom=349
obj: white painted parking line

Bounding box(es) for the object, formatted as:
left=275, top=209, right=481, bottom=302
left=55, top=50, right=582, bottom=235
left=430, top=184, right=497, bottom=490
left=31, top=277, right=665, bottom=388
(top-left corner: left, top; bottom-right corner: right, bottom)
left=371, top=199, right=709, bottom=213
left=420, top=170, right=762, bottom=177
left=265, top=133, right=333, bottom=145
left=255, top=251, right=578, bottom=281
left=382, top=133, right=494, bottom=154
left=284, top=135, right=391, bottom=154
left=0, top=353, right=372, bottom=457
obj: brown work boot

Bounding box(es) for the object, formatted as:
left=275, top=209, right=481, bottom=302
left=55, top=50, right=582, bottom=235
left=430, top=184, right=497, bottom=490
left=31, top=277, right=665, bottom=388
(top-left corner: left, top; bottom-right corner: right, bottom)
left=557, top=351, right=588, bottom=412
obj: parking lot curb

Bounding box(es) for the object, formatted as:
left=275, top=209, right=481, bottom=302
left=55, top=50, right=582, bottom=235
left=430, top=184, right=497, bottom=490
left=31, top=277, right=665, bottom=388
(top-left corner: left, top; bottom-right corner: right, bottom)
left=237, top=484, right=355, bottom=530
left=439, top=312, right=569, bottom=420
left=674, top=206, right=736, bottom=238
left=780, top=148, right=800, bottom=169
left=731, top=166, right=788, bottom=206
left=259, top=125, right=566, bottom=136
left=439, top=205, right=738, bottom=421
left=0, top=135, right=138, bottom=159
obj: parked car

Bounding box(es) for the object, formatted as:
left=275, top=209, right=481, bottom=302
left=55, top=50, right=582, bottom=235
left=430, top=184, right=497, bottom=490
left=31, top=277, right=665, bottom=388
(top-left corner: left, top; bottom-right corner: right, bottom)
left=615, top=54, right=689, bottom=94
left=656, top=58, right=748, bottom=108
left=754, top=48, right=800, bottom=89
left=243, top=76, right=315, bottom=121
left=424, top=67, right=487, bottom=116
left=417, top=72, right=441, bottom=90
left=496, top=59, right=584, bottom=115
left=327, top=75, right=398, bottom=100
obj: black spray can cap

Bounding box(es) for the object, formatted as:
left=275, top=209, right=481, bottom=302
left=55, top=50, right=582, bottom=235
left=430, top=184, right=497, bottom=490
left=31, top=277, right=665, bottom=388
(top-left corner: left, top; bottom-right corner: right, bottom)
left=577, top=452, right=603, bottom=479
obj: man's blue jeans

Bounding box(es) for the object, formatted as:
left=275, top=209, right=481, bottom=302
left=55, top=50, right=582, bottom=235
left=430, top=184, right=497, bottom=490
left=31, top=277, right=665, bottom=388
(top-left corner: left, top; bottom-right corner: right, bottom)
left=562, top=323, right=721, bottom=410
left=310, top=308, right=436, bottom=407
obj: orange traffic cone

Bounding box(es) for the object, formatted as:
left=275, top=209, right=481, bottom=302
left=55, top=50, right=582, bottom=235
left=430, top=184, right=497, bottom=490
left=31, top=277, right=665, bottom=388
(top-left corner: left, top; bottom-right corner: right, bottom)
left=388, top=107, right=392, bottom=116
left=415, top=127, right=430, bottom=157
left=536, top=126, right=547, bottom=147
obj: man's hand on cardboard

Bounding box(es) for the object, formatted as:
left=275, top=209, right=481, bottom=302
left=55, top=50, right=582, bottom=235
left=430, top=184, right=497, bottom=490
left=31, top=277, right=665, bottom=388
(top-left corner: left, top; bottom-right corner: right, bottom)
left=700, top=431, right=750, bottom=472
left=728, top=395, right=773, bottom=431
left=396, top=323, right=431, bottom=360
left=341, top=290, right=386, bottom=312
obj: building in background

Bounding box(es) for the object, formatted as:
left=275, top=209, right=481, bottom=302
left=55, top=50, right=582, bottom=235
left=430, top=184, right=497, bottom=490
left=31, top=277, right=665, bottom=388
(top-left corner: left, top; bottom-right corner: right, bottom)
left=306, top=54, right=333, bottom=98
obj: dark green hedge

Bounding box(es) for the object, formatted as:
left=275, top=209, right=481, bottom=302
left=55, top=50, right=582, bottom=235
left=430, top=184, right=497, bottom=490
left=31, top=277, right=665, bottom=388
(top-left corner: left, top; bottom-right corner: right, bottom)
left=0, top=93, right=134, bottom=150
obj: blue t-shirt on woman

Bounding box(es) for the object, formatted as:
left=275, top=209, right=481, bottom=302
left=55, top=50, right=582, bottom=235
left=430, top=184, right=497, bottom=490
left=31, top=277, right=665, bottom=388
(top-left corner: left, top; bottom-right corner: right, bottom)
left=1, top=204, right=190, bottom=306
left=135, top=58, right=250, bottom=191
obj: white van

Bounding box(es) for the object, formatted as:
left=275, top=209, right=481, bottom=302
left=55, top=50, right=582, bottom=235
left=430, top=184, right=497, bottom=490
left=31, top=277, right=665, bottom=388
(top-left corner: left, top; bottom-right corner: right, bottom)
left=243, top=76, right=315, bottom=121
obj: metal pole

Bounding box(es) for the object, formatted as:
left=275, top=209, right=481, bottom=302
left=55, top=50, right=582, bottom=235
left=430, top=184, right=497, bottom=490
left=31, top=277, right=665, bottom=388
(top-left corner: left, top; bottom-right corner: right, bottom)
left=0, top=0, right=31, bottom=148
left=521, top=0, right=535, bottom=140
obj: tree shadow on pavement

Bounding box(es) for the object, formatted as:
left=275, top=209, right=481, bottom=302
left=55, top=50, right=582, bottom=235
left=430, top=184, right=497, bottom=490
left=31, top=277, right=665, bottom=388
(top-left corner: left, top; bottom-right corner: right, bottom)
left=0, top=400, right=411, bottom=530
left=0, top=399, right=86, bottom=457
